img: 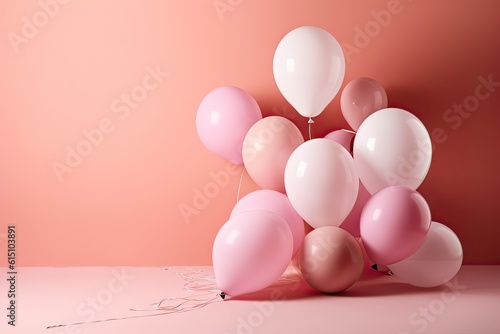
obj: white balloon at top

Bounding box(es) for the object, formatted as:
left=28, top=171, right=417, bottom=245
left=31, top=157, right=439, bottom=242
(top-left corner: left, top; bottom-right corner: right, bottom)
left=273, top=26, right=346, bottom=118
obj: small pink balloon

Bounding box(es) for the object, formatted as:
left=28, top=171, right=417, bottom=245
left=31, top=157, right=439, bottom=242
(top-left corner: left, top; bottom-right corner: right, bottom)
left=388, top=222, right=463, bottom=287
left=341, top=77, right=388, bottom=131
left=360, top=186, right=431, bottom=265
left=231, top=189, right=305, bottom=254
left=324, top=129, right=355, bottom=153
left=299, top=226, right=364, bottom=293
left=212, top=210, right=293, bottom=297
left=242, top=116, right=304, bottom=193
left=196, top=86, right=262, bottom=164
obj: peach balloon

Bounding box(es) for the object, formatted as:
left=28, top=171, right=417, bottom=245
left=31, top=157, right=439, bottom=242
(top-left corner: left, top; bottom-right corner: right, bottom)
left=298, top=226, right=364, bottom=293
left=340, top=77, right=388, bottom=131
left=242, top=116, right=304, bottom=193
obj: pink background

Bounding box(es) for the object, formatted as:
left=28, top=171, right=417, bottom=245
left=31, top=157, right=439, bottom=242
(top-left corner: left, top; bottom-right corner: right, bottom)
left=1, top=0, right=499, bottom=266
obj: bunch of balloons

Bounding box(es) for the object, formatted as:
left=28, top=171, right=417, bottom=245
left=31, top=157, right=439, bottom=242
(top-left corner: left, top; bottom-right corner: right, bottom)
left=196, top=26, right=463, bottom=298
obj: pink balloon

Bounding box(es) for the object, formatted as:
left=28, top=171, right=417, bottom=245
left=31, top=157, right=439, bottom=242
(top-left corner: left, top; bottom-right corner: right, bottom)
left=231, top=190, right=305, bottom=254
left=340, top=77, right=388, bottom=131
left=360, top=186, right=431, bottom=265
left=284, top=139, right=359, bottom=228
left=212, top=210, right=293, bottom=297
left=196, top=86, right=262, bottom=164
left=340, top=181, right=371, bottom=237
left=324, top=129, right=355, bottom=152
left=242, top=116, right=304, bottom=193
left=388, top=222, right=463, bottom=287
left=298, top=226, right=364, bottom=293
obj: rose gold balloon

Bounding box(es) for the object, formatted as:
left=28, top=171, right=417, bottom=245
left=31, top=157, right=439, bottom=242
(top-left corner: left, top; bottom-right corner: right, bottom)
left=298, top=226, right=364, bottom=293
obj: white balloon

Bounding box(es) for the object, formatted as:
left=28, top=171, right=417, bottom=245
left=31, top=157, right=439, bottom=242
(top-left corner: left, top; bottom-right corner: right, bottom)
left=388, top=222, right=463, bottom=288
left=284, top=139, right=359, bottom=228
left=273, top=26, right=345, bottom=118
left=353, top=108, right=432, bottom=194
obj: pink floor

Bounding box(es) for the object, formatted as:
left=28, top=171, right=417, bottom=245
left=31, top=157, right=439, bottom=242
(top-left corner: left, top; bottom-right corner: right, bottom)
left=4, top=265, right=500, bottom=334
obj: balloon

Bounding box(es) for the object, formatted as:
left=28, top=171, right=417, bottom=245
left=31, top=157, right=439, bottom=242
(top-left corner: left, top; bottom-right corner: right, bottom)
left=388, top=222, right=463, bottom=288
left=340, top=181, right=371, bottom=237
left=285, top=139, right=359, bottom=228
left=196, top=86, right=262, bottom=164
left=242, top=116, right=304, bottom=193
left=324, top=129, right=355, bottom=153
left=212, top=210, right=293, bottom=297
left=353, top=108, right=432, bottom=194
left=273, top=26, right=345, bottom=118
left=341, top=77, right=388, bottom=131
left=231, top=189, right=305, bottom=254
left=360, top=185, right=431, bottom=265
left=298, top=226, right=364, bottom=293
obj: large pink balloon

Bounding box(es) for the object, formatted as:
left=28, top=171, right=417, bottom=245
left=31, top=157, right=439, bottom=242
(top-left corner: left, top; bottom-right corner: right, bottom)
left=360, top=185, right=431, bottom=265
left=242, top=116, right=304, bottom=193
left=212, top=210, right=293, bottom=297
left=231, top=190, right=305, bottom=255
left=388, top=222, right=463, bottom=287
left=298, top=226, right=364, bottom=293
left=353, top=108, right=432, bottom=194
left=273, top=26, right=345, bottom=118
left=284, top=139, right=359, bottom=228
left=341, top=77, right=388, bottom=131
left=196, top=86, right=262, bottom=164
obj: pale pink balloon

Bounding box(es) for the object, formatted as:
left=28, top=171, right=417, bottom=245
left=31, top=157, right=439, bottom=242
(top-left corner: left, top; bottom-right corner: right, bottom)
left=341, top=77, right=388, bottom=131
left=231, top=189, right=305, bottom=254
left=360, top=185, right=431, bottom=265
left=212, top=210, right=293, bottom=297
left=242, top=116, right=304, bottom=193
left=388, top=222, right=463, bottom=287
left=340, top=181, right=371, bottom=237
left=196, top=86, right=262, bottom=165
left=324, top=129, right=355, bottom=153
left=299, top=226, right=364, bottom=293
left=284, top=139, right=359, bottom=228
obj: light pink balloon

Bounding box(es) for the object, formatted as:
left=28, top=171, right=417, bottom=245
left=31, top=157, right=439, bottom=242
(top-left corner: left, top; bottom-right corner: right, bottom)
left=360, top=185, right=431, bottom=265
left=388, top=222, right=463, bottom=287
left=341, top=77, right=388, bottom=131
left=212, top=210, right=293, bottom=297
left=340, top=181, right=371, bottom=237
left=284, top=139, right=359, bottom=228
left=299, top=226, right=364, bottom=293
left=196, top=86, right=262, bottom=165
left=242, top=116, right=304, bottom=193
left=324, top=129, right=355, bottom=153
left=231, top=190, right=305, bottom=254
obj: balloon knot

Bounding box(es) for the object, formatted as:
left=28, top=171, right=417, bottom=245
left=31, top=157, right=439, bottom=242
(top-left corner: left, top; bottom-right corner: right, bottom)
left=308, top=118, right=314, bottom=124
left=219, top=292, right=226, bottom=300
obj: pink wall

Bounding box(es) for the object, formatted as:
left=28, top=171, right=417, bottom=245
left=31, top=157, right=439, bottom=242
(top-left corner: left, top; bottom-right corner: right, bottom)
left=1, top=0, right=499, bottom=266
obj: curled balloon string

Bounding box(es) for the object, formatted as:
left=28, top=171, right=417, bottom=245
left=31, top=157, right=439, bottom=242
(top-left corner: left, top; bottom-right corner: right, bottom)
left=46, top=267, right=223, bottom=329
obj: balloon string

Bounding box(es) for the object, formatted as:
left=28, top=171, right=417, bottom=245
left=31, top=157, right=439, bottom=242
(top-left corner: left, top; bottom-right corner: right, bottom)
left=46, top=294, right=223, bottom=329
left=236, top=166, right=246, bottom=203
left=308, top=118, right=314, bottom=140
left=46, top=267, right=222, bottom=329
